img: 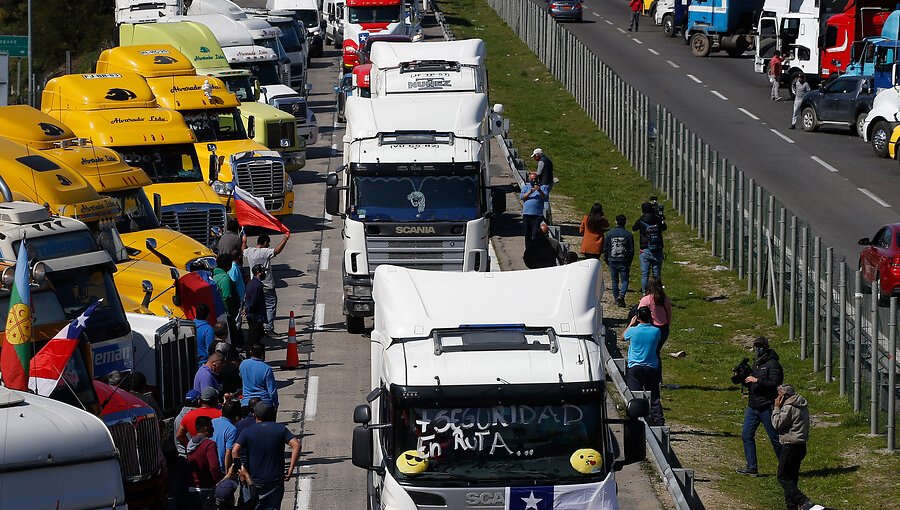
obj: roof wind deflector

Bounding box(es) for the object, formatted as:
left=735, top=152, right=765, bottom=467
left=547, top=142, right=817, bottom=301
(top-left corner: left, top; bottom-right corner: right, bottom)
left=399, top=60, right=461, bottom=73
left=432, top=326, right=556, bottom=356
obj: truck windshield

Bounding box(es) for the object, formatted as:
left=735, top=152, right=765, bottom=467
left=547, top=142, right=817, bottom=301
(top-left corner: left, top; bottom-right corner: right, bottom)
left=350, top=174, right=480, bottom=222
left=233, top=61, right=281, bottom=86
left=106, top=188, right=161, bottom=233
left=49, top=348, right=99, bottom=414
left=0, top=290, right=67, bottom=333
left=296, top=9, right=319, bottom=29
left=349, top=5, right=402, bottom=23
left=274, top=21, right=304, bottom=52
left=223, top=76, right=256, bottom=102
left=182, top=108, right=248, bottom=142
left=46, top=265, right=130, bottom=343
left=391, top=400, right=607, bottom=484
left=116, top=144, right=203, bottom=183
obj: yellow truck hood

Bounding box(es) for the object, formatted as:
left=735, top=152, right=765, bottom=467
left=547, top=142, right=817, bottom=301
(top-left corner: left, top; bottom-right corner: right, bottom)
left=145, top=181, right=222, bottom=208
left=120, top=227, right=215, bottom=270
left=114, top=258, right=186, bottom=318
left=48, top=108, right=197, bottom=146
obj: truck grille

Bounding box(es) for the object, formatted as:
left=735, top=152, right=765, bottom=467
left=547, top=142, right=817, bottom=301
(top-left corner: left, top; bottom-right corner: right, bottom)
left=160, top=205, right=226, bottom=247
left=266, top=121, right=297, bottom=150
left=273, top=98, right=308, bottom=127
left=108, top=416, right=164, bottom=481
left=234, top=158, right=286, bottom=202
left=365, top=235, right=465, bottom=274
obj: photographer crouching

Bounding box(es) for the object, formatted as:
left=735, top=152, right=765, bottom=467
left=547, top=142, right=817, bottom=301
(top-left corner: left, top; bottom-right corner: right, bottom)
left=734, top=336, right=784, bottom=477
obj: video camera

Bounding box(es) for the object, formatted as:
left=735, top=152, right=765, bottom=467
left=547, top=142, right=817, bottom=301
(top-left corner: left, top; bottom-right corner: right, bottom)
left=649, top=196, right=665, bottom=221
left=731, top=358, right=753, bottom=392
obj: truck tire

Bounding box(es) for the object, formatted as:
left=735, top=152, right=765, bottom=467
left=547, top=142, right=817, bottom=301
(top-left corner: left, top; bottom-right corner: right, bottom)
left=690, top=33, right=710, bottom=57
left=871, top=120, right=890, bottom=158
left=346, top=314, right=366, bottom=334
left=800, top=107, right=818, bottom=132
left=855, top=112, right=868, bottom=137
left=663, top=14, right=675, bottom=37
left=648, top=0, right=657, bottom=18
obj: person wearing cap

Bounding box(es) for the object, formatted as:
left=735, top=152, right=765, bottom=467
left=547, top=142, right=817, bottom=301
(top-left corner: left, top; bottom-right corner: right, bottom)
left=240, top=343, right=279, bottom=408
left=244, top=264, right=268, bottom=350
left=177, top=387, right=224, bottom=448
left=186, top=415, right=223, bottom=505
left=623, top=306, right=664, bottom=426
left=175, top=389, right=202, bottom=457
left=519, top=172, right=550, bottom=251
left=231, top=402, right=302, bottom=510
left=531, top=148, right=554, bottom=190
left=737, top=336, right=784, bottom=476
left=194, top=352, right=225, bottom=395
left=205, top=464, right=259, bottom=510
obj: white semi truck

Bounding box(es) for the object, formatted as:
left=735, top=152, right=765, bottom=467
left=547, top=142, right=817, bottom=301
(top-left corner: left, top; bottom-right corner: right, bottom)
left=325, top=92, right=505, bottom=333
left=351, top=261, right=648, bottom=510
left=365, top=38, right=487, bottom=98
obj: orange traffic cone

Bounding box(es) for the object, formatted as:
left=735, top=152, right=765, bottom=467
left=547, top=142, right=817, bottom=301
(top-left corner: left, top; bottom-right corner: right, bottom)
left=284, top=310, right=299, bottom=369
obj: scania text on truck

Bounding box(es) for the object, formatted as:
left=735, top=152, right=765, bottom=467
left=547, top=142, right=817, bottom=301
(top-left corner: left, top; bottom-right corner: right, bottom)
left=118, top=20, right=308, bottom=169
left=342, top=0, right=417, bottom=71
left=41, top=71, right=228, bottom=247
left=351, top=262, right=648, bottom=510
left=325, top=92, right=505, bottom=333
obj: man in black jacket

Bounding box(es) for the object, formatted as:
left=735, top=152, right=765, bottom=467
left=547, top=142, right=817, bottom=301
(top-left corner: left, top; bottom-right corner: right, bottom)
left=737, top=336, right=784, bottom=476
left=632, top=202, right=667, bottom=293
left=244, top=264, right=268, bottom=349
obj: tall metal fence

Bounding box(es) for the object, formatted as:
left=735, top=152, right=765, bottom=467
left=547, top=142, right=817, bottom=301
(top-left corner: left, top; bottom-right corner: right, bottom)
left=485, top=0, right=899, bottom=449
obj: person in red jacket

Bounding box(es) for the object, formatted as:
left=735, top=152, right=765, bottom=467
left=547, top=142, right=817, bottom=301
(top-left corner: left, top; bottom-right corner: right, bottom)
left=628, top=0, right=642, bottom=32
left=187, top=416, right=224, bottom=506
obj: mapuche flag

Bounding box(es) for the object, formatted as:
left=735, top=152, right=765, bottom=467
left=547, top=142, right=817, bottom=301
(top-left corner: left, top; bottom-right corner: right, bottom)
left=2, top=239, right=32, bottom=391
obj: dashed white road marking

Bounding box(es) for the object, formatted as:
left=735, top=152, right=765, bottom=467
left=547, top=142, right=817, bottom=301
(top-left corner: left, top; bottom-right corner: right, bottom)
left=858, top=188, right=892, bottom=207
left=647, top=48, right=659, bottom=55
left=666, top=60, right=680, bottom=68
left=617, top=27, right=627, bottom=33
left=295, top=476, right=312, bottom=510
left=738, top=108, right=759, bottom=120
left=604, top=19, right=613, bottom=24
left=314, top=303, right=326, bottom=331
left=711, top=90, right=728, bottom=100
left=632, top=38, right=643, bottom=44
left=686, top=74, right=702, bottom=84
left=811, top=156, right=839, bottom=173
left=593, top=11, right=601, bottom=17
left=304, top=376, right=319, bottom=421
left=319, top=247, right=330, bottom=271
left=770, top=129, right=795, bottom=144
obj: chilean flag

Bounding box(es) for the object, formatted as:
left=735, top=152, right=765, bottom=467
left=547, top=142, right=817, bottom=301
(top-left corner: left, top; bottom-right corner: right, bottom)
left=233, top=186, right=289, bottom=234
left=28, top=300, right=102, bottom=396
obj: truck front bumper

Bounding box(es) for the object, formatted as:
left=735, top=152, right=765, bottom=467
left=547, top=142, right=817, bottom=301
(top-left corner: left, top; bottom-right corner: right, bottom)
left=343, top=273, right=374, bottom=317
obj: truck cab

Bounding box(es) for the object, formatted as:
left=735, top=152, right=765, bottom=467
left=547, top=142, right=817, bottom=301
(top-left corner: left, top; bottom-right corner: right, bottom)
left=326, top=92, right=504, bottom=333
left=259, top=83, right=320, bottom=145
left=41, top=72, right=228, bottom=248
left=686, top=0, right=762, bottom=57
left=351, top=262, right=646, bottom=510
left=266, top=0, right=326, bottom=58
left=342, top=0, right=417, bottom=71
left=115, top=0, right=182, bottom=24
left=258, top=12, right=312, bottom=87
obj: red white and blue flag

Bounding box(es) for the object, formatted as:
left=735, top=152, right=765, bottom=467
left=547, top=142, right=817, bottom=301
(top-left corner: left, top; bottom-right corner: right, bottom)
left=232, top=186, right=289, bottom=234
left=505, top=474, right=619, bottom=510
left=28, top=300, right=102, bottom=396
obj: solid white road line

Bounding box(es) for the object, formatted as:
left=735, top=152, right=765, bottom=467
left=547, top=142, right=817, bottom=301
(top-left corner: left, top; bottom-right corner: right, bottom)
left=686, top=74, right=702, bottom=84
left=770, top=129, right=795, bottom=144
left=738, top=108, right=759, bottom=120
left=604, top=19, right=613, bottom=24
left=810, top=156, right=839, bottom=173
left=295, top=476, right=312, bottom=510
left=617, top=27, right=627, bottom=33
left=632, top=38, right=643, bottom=44
left=489, top=240, right=500, bottom=272
left=666, top=60, right=679, bottom=68
left=324, top=211, right=333, bottom=222
left=647, top=48, right=659, bottom=55
left=858, top=188, right=892, bottom=207
left=304, top=375, right=319, bottom=421
left=319, top=247, right=330, bottom=271
left=314, top=303, right=326, bottom=331
left=711, top=90, right=728, bottom=101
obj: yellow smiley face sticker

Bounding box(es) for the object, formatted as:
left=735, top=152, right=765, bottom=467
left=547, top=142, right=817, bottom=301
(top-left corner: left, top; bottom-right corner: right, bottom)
left=396, top=450, right=429, bottom=475
left=570, top=448, right=603, bottom=474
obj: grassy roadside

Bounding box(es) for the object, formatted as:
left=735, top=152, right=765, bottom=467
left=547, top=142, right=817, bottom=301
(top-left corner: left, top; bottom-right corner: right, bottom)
left=439, top=1, right=900, bottom=508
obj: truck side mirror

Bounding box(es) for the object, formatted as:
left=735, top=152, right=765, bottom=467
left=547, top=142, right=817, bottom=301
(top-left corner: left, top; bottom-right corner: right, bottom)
left=153, top=193, right=162, bottom=222
left=351, top=426, right=375, bottom=469
left=208, top=154, right=219, bottom=183
left=326, top=172, right=339, bottom=186
left=141, top=279, right=154, bottom=308
left=325, top=186, right=342, bottom=217
left=491, top=187, right=506, bottom=214
left=252, top=78, right=261, bottom=102
left=626, top=397, right=650, bottom=418
left=622, top=418, right=646, bottom=465
left=247, top=115, right=256, bottom=139
left=353, top=404, right=371, bottom=424
left=146, top=237, right=158, bottom=251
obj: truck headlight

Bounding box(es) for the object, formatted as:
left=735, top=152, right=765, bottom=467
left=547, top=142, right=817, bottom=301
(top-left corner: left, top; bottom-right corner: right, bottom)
left=284, top=174, right=293, bottom=193
left=211, top=180, right=234, bottom=196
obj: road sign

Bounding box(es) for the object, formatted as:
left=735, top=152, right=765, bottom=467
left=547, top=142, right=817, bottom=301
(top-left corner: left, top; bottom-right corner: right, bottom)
left=0, top=36, right=28, bottom=58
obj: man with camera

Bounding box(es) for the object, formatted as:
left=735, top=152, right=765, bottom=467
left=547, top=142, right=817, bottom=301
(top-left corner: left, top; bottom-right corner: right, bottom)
left=519, top=172, right=550, bottom=251
left=735, top=336, right=784, bottom=477
left=632, top=199, right=667, bottom=294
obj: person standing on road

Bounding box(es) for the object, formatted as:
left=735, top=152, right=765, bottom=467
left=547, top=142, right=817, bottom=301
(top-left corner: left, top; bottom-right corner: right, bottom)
left=217, top=218, right=243, bottom=260
left=240, top=343, right=279, bottom=408
left=632, top=202, right=667, bottom=293
left=193, top=353, right=225, bottom=395
left=243, top=233, right=291, bottom=335
left=520, top=172, right=550, bottom=251
left=195, top=304, right=216, bottom=367
left=212, top=400, right=241, bottom=471
left=605, top=214, right=634, bottom=308
left=769, top=50, right=784, bottom=101
left=186, top=416, right=224, bottom=505
left=623, top=306, right=664, bottom=425
left=737, top=336, right=784, bottom=476
left=772, top=384, right=824, bottom=510
left=213, top=253, right=241, bottom=344
left=531, top=148, right=554, bottom=190
left=244, top=264, right=268, bottom=350
left=579, top=202, right=610, bottom=260
left=628, top=0, right=642, bottom=32
left=790, top=72, right=810, bottom=130
left=638, top=276, right=672, bottom=356
left=231, top=402, right=302, bottom=510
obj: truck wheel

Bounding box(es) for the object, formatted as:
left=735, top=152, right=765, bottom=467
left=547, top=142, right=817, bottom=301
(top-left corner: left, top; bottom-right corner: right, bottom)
left=801, top=107, right=818, bottom=132
left=855, top=112, right=868, bottom=137
left=690, top=33, right=710, bottom=57
left=346, top=314, right=366, bottom=334
left=662, top=14, right=675, bottom=37
left=871, top=120, right=890, bottom=158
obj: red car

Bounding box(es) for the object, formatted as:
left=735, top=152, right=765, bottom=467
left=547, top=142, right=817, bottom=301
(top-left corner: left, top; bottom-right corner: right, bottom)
left=858, top=223, right=900, bottom=304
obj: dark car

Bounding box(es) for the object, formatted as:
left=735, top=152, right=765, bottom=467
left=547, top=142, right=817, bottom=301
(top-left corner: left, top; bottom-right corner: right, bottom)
left=859, top=224, right=900, bottom=305
left=334, top=73, right=352, bottom=123
left=547, top=0, right=583, bottom=21
left=798, top=75, right=875, bottom=135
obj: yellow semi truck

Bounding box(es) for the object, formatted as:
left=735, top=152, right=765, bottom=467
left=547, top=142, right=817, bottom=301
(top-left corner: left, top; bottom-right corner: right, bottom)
left=41, top=71, right=227, bottom=248
left=119, top=21, right=307, bottom=171
left=95, top=44, right=294, bottom=216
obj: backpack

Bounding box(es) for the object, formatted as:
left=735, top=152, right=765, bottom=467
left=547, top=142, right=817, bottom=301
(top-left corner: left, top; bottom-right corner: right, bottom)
left=643, top=221, right=663, bottom=251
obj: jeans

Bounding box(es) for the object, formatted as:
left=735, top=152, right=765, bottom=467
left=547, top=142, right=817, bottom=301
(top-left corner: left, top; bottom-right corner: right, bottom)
left=639, top=248, right=662, bottom=293
left=255, top=481, right=285, bottom=510
left=741, top=406, right=783, bottom=471
left=523, top=214, right=543, bottom=250
left=608, top=261, right=630, bottom=300
left=777, top=443, right=808, bottom=510
left=626, top=364, right=665, bottom=426
left=264, top=287, right=277, bottom=332
left=629, top=10, right=640, bottom=31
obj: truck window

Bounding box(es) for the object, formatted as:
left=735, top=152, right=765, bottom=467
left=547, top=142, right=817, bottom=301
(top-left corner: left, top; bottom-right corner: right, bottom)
left=350, top=174, right=480, bottom=222
left=295, top=9, right=319, bottom=29
left=46, top=265, right=130, bottom=344
left=824, top=77, right=854, bottom=94
left=223, top=76, right=256, bottom=102
left=108, top=188, right=162, bottom=234
left=13, top=231, right=98, bottom=261
left=48, top=348, right=99, bottom=413
left=349, top=5, right=402, bottom=23
left=182, top=109, right=248, bottom=143
left=234, top=61, right=281, bottom=87
left=0, top=290, right=67, bottom=332
left=823, top=25, right=838, bottom=50
left=116, top=145, right=203, bottom=183
left=275, top=21, right=303, bottom=53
